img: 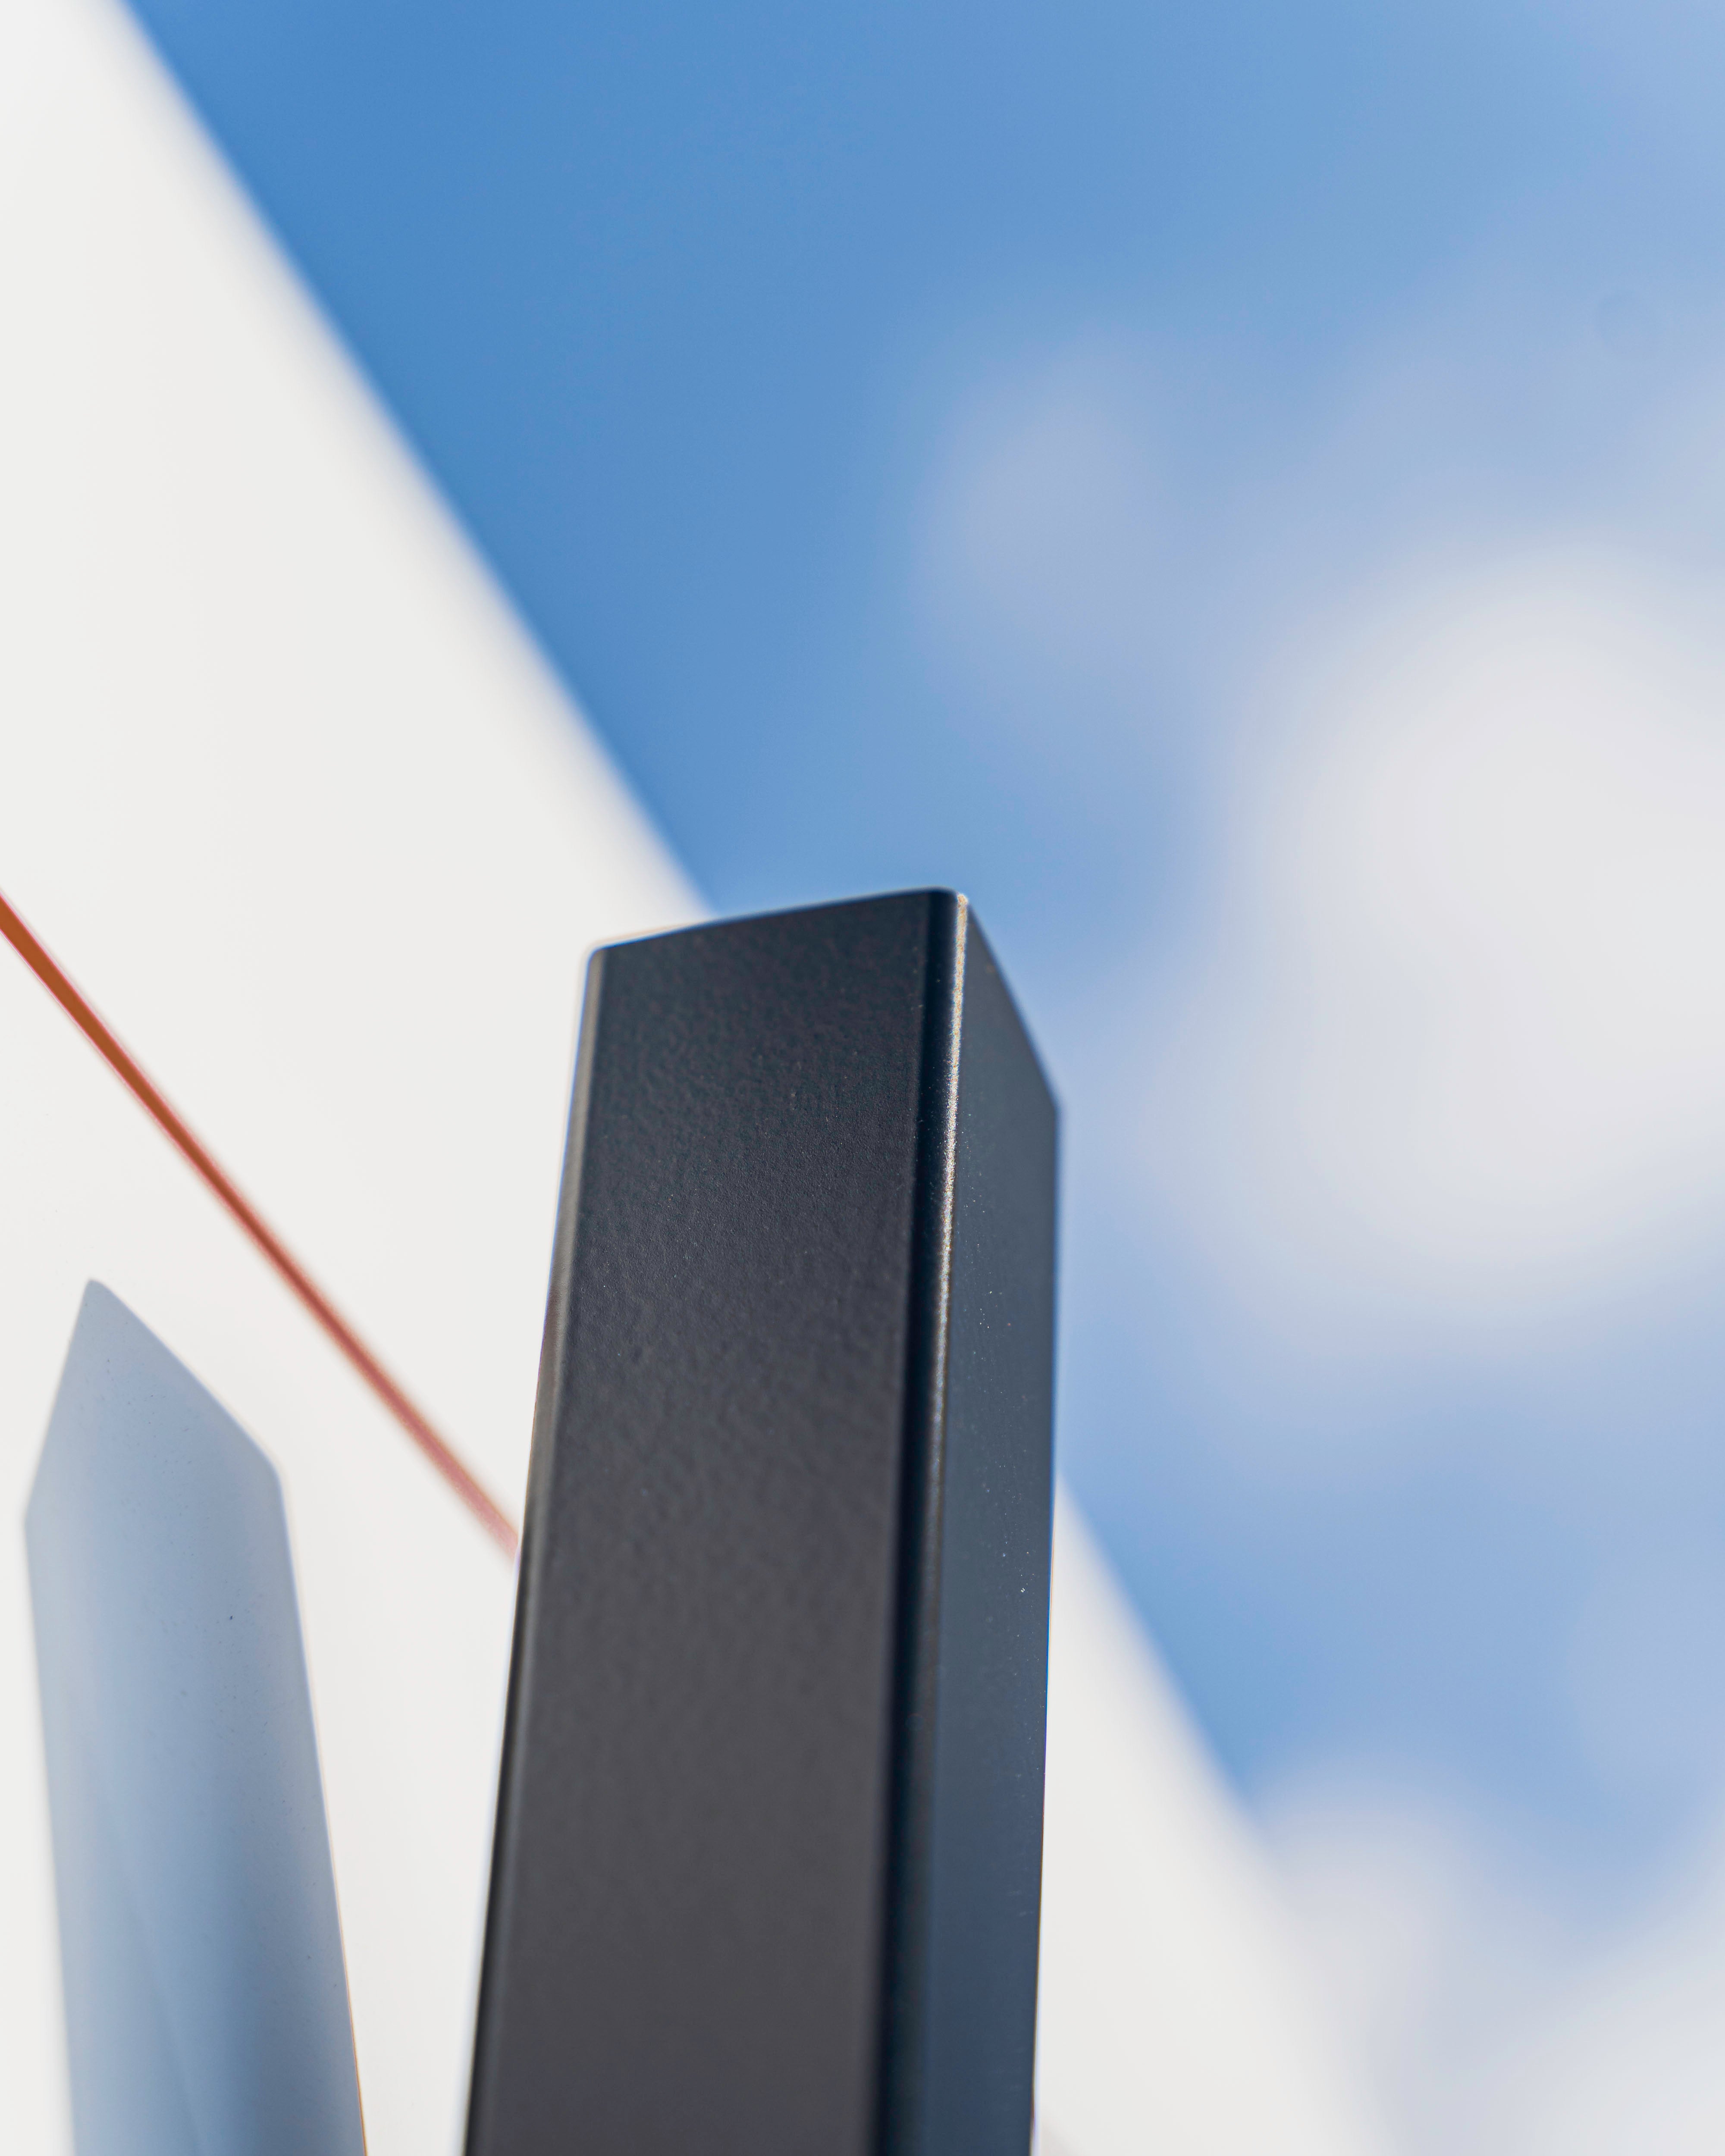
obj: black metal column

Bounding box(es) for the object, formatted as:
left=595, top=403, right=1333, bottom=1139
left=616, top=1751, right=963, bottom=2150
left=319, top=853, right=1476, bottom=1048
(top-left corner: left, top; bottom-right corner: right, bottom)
left=465, top=891, right=1057, bottom=2156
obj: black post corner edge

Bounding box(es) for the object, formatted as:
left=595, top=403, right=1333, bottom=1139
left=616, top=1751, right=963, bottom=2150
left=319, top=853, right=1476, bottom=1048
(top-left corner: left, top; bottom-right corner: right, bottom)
left=465, top=892, right=1057, bottom=2156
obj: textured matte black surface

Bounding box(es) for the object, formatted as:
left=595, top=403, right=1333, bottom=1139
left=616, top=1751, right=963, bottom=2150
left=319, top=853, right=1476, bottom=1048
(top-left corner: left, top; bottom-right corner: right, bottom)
left=466, top=892, right=1056, bottom=2156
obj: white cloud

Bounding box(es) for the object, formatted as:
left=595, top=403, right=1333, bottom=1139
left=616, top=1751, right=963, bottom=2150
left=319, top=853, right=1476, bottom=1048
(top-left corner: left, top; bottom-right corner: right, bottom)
left=916, top=338, right=1172, bottom=727
left=1143, top=545, right=1725, bottom=1334
left=1484, top=1874, right=1725, bottom=2156
left=1268, top=1776, right=1725, bottom=2156
left=1267, top=1779, right=1562, bottom=2156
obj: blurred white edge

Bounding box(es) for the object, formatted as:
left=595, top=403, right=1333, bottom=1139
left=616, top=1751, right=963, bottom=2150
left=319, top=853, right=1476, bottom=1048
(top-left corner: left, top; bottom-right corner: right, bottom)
left=27, top=1285, right=368, bottom=2156
left=0, top=0, right=1392, bottom=2150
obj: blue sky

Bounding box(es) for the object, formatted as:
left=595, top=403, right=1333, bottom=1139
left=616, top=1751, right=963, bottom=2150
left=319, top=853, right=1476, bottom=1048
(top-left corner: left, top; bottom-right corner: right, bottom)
left=122, top=0, right=1725, bottom=1962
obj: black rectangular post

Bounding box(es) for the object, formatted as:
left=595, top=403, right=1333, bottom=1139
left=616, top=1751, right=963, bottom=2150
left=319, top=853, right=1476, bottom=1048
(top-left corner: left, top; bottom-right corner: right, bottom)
left=465, top=891, right=1057, bottom=2156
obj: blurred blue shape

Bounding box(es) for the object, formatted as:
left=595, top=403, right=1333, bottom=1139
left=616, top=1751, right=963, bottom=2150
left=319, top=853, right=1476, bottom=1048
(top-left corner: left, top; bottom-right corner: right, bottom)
left=25, top=1284, right=364, bottom=2156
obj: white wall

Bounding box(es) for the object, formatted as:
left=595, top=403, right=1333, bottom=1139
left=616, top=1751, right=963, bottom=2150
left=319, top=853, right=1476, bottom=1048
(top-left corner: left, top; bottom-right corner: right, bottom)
left=1039, top=1498, right=1393, bottom=2156
left=0, top=4, right=1391, bottom=2150
left=0, top=4, right=694, bottom=2145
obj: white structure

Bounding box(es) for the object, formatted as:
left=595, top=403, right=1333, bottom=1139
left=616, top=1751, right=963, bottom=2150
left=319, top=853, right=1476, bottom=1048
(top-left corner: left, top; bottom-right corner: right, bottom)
left=28, top=1287, right=368, bottom=2156
left=0, top=3, right=1391, bottom=2150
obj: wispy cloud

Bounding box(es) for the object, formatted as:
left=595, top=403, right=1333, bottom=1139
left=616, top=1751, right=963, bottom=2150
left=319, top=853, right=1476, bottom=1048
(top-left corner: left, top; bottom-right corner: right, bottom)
left=1269, top=1773, right=1725, bottom=2156
left=1144, top=545, right=1725, bottom=1334
left=910, top=156, right=1725, bottom=2143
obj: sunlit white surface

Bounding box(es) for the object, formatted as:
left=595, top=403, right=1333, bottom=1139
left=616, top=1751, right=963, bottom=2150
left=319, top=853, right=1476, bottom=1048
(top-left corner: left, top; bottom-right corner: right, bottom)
left=0, top=1, right=694, bottom=2144
left=1037, top=1499, right=1393, bottom=2156
left=0, top=3, right=1392, bottom=2152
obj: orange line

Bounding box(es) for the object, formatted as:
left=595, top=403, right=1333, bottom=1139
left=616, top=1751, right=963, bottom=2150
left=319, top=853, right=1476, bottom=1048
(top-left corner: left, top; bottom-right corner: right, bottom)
left=0, top=883, right=520, bottom=1562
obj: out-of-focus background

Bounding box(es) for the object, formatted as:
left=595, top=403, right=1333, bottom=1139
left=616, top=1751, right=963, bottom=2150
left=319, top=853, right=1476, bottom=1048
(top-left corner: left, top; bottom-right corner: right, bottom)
left=19, top=0, right=1725, bottom=2147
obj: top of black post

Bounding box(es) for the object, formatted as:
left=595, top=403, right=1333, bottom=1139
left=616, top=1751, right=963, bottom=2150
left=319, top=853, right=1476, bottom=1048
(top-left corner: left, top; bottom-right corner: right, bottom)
left=466, top=891, right=1058, bottom=2156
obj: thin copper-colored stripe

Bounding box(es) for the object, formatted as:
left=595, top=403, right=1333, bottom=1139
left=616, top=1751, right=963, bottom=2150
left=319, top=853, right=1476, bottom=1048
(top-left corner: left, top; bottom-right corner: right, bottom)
left=0, top=882, right=521, bottom=1561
